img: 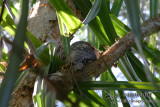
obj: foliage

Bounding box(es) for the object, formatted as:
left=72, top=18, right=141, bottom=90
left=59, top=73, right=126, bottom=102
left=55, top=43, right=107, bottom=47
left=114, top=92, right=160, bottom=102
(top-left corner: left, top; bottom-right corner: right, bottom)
left=0, top=0, right=160, bottom=107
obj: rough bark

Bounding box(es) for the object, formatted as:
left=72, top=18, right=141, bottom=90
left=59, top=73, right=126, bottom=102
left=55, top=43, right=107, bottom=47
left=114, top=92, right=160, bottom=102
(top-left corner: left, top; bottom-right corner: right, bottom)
left=9, top=0, right=160, bottom=106
left=27, top=0, right=80, bottom=59
left=10, top=72, right=36, bottom=107
left=10, top=0, right=79, bottom=106
left=53, top=14, right=160, bottom=85
left=75, top=14, right=160, bottom=81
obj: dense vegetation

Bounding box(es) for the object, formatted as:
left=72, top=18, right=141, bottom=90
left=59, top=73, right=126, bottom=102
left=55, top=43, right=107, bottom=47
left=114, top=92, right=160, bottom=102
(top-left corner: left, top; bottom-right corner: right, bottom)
left=0, top=0, right=160, bottom=107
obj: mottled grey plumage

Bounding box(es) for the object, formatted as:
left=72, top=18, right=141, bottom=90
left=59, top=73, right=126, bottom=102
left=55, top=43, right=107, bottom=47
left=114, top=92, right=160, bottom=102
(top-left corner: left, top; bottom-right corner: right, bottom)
left=68, top=41, right=100, bottom=72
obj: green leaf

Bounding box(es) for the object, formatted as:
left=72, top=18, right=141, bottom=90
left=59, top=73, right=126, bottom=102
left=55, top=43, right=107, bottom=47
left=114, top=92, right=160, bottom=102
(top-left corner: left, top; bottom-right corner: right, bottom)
left=98, top=0, right=117, bottom=45
left=88, top=18, right=111, bottom=45
left=83, top=0, right=102, bottom=24
left=110, top=14, right=130, bottom=37
left=77, top=81, right=160, bottom=92
left=26, top=32, right=50, bottom=65
left=0, top=37, right=3, bottom=61
left=31, top=0, right=37, bottom=7
left=118, top=58, right=133, bottom=81
left=0, top=1, right=29, bottom=106
left=0, top=15, right=50, bottom=65
left=150, top=0, right=159, bottom=18
left=124, top=0, right=142, bottom=48
left=118, top=55, right=159, bottom=106
left=64, top=92, right=100, bottom=107
left=0, top=1, right=18, bottom=23
left=57, top=14, right=70, bottom=56
left=87, top=26, right=100, bottom=48
left=7, top=2, right=18, bottom=18
left=1, top=19, right=15, bottom=35
left=48, top=44, right=64, bottom=74
left=126, top=52, right=160, bottom=100
left=126, top=52, right=160, bottom=82
left=36, top=41, right=54, bottom=57
left=111, top=0, right=123, bottom=16
left=142, top=41, right=160, bottom=68
left=33, top=76, right=44, bottom=107
left=74, top=0, right=112, bottom=46
left=14, top=69, right=29, bottom=90
left=107, top=68, right=130, bottom=107
left=150, top=34, right=156, bottom=72
left=110, top=14, right=160, bottom=69
left=45, top=92, right=56, bottom=107
left=1, top=50, right=8, bottom=62
left=0, top=63, right=6, bottom=72
left=83, top=90, right=109, bottom=107
left=49, top=0, right=84, bottom=34
left=4, top=15, right=15, bottom=28
left=149, top=0, right=158, bottom=73
left=101, top=71, right=116, bottom=107
left=119, top=56, right=139, bottom=81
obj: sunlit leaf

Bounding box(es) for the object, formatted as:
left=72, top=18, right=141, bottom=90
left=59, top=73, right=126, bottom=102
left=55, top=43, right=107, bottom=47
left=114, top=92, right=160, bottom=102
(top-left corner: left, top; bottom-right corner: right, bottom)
left=83, top=0, right=102, bottom=24
left=82, top=90, right=109, bottom=106
left=49, top=0, right=84, bottom=34
left=74, top=0, right=112, bottom=46
left=57, top=14, right=70, bottom=56
left=77, top=81, right=160, bottom=92
left=64, top=92, right=100, bottom=107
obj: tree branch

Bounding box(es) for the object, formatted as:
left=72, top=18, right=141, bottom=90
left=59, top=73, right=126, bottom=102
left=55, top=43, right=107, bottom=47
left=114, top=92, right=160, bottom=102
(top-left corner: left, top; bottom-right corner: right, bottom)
left=48, top=14, right=160, bottom=90
left=10, top=1, right=160, bottom=105
left=72, top=14, right=160, bottom=82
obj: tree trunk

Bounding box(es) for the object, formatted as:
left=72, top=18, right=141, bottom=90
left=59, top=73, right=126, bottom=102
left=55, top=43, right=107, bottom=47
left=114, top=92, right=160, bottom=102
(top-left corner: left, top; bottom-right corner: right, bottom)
left=9, top=0, right=160, bottom=106
left=10, top=0, right=79, bottom=106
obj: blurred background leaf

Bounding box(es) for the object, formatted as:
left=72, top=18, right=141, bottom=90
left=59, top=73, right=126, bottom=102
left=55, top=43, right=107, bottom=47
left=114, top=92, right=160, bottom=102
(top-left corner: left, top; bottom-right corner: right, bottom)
left=0, top=0, right=160, bottom=107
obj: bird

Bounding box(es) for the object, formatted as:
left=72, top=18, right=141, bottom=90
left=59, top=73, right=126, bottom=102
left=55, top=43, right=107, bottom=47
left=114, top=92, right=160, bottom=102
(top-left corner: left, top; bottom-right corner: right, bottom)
left=67, top=41, right=100, bottom=72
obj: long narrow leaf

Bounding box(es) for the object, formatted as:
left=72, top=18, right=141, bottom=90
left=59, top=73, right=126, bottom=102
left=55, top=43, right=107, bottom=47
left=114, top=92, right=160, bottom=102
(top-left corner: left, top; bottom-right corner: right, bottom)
left=74, top=0, right=112, bottom=46
left=27, top=31, right=50, bottom=65
left=150, top=0, right=159, bottom=74
left=36, top=41, right=54, bottom=57
left=1, top=17, right=50, bottom=65
left=77, top=81, right=160, bottom=92
left=110, top=14, right=160, bottom=70
left=98, top=0, right=117, bottom=44
left=83, top=90, right=109, bottom=107
left=150, top=0, right=159, bottom=18
left=107, top=68, right=131, bottom=107
left=142, top=41, right=160, bottom=68
left=83, top=0, right=102, bottom=24
left=110, top=14, right=130, bottom=37
left=124, top=0, right=141, bottom=44
left=127, top=52, right=160, bottom=82
left=0, top=1, right=28, bottom=106
left=64, top=92, right=100, bottom=106
left=111, top=0, right=123, bottom=16
left=49, top=0, right=84, bottom=34
left=101, top=71, right=117, bottom=106
left=57, top=14, right=70, bottom=56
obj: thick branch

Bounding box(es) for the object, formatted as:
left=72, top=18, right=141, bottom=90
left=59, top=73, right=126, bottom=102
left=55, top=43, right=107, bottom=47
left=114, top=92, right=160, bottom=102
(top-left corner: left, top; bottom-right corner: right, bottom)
left=73, top=14, right=160, bottom=82
left=10, top=8, right=160, bottom=106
